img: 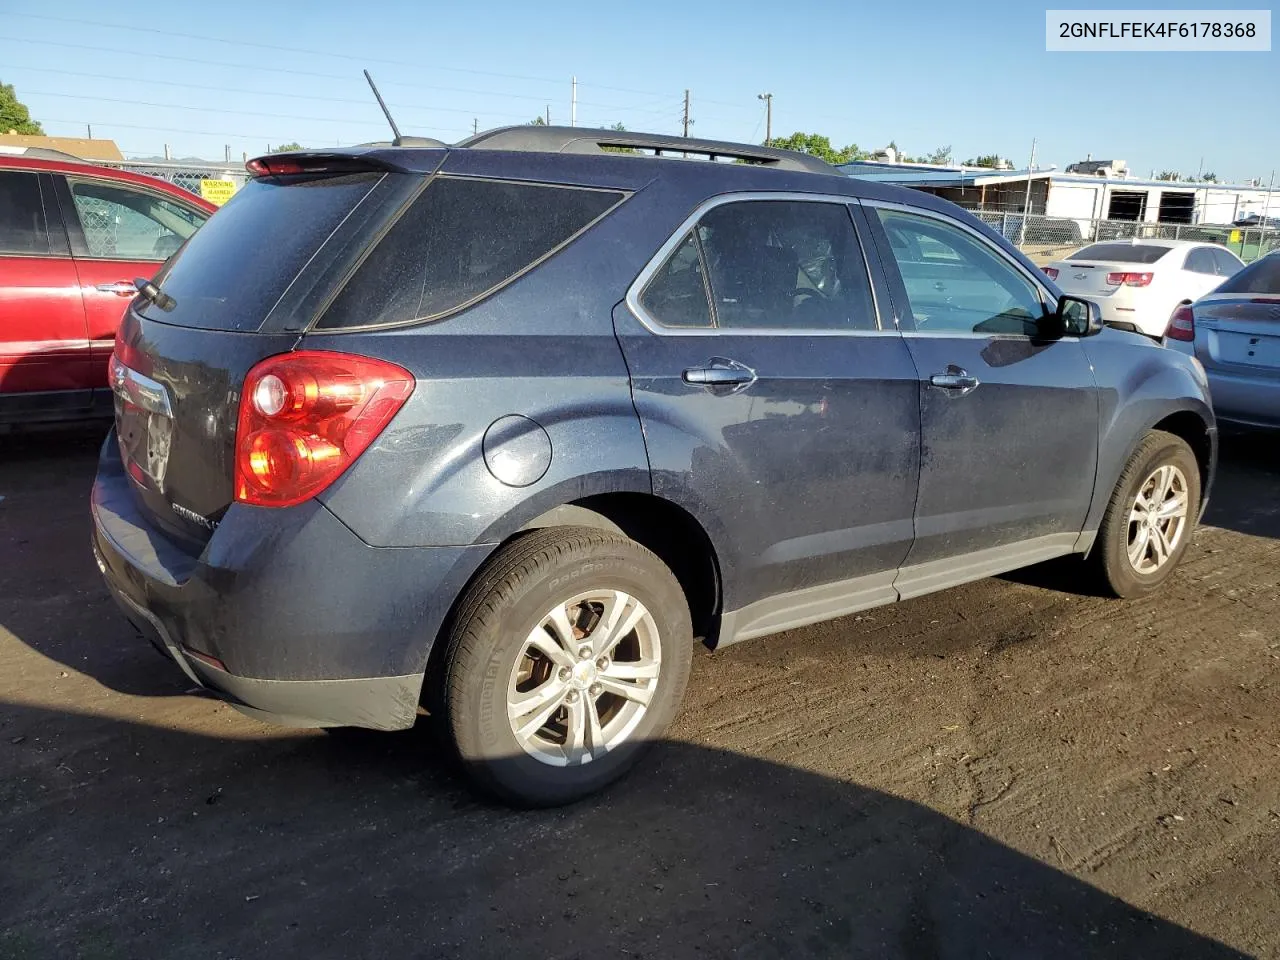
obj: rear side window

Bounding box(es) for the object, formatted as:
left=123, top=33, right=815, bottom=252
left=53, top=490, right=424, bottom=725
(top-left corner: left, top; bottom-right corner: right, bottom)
left=319, top=177, right=625, bottom=330
left=69, top=180, right=206, bottom=260
left=639, top=200, right=876, bottom=332
left=139, top=172, right=381, bottom=330
left=1183, top=248, right=1217, bottom=274
left=1212, top=254, right=1280, bottom=294
left=0, top=171, right=50, bottom=255
left=1069, top=243, right=1171, bottom=264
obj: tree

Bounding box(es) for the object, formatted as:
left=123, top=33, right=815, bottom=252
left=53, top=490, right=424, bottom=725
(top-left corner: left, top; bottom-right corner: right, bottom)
left=1156, top=170, right=1181, bottom=181
left=766, top=132, right=869, bottom=165
left=1202, top=171, right=1218, bottom=183
left=963, top=154, right=1003, bottom=169
left=270, top=142, right=303, bottom=153
left=601, top=122, right=636, bottom=154
left=0, top=82, right=44, bottom=135
left=528, top=116, right=546, bottom=125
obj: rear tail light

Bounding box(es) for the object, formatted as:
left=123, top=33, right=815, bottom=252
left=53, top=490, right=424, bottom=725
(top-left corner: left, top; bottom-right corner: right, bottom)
left=234, top=351, right=414, bottom=508
left=1105, top=271, right=1154, bottom=287
left=1166, top=304, right=1196, bottom=341
left=1042, top=267, right=1059, bottom=280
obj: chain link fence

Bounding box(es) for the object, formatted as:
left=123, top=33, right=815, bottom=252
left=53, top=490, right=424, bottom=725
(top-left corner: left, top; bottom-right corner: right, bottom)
left=97, top=160, right=250, bottom=203
left=969, top=208, right=1279, bottom=265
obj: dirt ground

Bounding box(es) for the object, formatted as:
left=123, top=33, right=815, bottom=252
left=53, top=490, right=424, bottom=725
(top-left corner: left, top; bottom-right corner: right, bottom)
left=1, top=427, right=1277, bottom=960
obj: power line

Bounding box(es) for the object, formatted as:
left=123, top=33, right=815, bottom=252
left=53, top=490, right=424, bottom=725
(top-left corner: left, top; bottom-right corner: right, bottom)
left=23, top=90, right=535, bottom=126
left=7, top=13, right=566, bottom=88
left=41, top=116, right=471, bottom=143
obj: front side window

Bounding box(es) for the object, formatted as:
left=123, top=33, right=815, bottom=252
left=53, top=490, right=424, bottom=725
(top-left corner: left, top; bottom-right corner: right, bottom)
left=69, top=180, right=206, bottom=260
left=0, top=171, right=50, bottom=255
left=874, top=209, right=1046, bottom=336
left=1211, top=248, right=1243, bottom=277
left=320, top=177, right=625, bottom=329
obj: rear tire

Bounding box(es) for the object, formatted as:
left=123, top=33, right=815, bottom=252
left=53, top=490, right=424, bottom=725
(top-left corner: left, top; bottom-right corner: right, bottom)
left=436, top=527, right=693, bottom=807
left=1091, top=430, right=1200, bottom=598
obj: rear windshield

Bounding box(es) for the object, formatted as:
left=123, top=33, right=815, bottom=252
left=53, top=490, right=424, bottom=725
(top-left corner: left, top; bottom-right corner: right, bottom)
left=1212, top=254, right=1280, bottom=294
left=140, top=172, right=381, bottom=330
left=318, top=177, right=625, bottom=330
left=1068, top=243, right=1172, bottom=264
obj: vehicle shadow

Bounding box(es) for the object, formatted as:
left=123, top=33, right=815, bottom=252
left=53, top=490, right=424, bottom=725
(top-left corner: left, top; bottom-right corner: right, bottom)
left=1203, top=429, right=1280, bottom=540
left=0, top=701, right=1248, bottom=960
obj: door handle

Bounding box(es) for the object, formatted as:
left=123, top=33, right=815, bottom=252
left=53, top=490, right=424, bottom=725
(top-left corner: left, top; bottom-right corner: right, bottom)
left=95, top=281, right=138, bottom=297
left=683, top=359, right=756, bottom=388
left=929, top=370, right=981, bottom=392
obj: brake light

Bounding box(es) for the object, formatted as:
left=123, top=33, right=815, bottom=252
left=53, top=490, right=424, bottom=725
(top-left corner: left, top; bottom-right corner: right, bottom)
left=111, top=331, right=152, bottom=375
left=1105, top=271, right=1154, bottom=287
left=246, top=158, right=305, bottom=177
left=234, top=351, right=414, bottom=508
left=1042, top=267, right=1059, bottom=280
left=1166, top=304, right=1195, bottom=341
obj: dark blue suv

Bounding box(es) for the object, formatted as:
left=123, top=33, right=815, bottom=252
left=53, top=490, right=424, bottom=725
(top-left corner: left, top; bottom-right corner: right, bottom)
left=92, top=127, right=1215, bottom=805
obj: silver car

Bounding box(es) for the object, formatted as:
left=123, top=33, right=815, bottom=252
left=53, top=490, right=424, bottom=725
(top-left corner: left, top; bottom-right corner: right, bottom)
left=1167, top=252, right=1280, bottom=429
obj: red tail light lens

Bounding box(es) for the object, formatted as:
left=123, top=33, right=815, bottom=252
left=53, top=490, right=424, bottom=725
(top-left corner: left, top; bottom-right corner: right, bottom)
left=1105, top=271, right=1154, bottom=287
left=1166, top=304, right=1196, bottom=341
left=1042, top=267, right=1059, bottom=280
left=234, top=351, right=414, bottom=508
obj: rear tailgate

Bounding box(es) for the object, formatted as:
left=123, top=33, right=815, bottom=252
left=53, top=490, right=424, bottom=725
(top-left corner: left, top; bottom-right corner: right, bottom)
left=1052, top=260, right=1124, bottom=297
left=110, top=159, right=427, bottom=546
left=1195, top=296, right=1280, bottom=375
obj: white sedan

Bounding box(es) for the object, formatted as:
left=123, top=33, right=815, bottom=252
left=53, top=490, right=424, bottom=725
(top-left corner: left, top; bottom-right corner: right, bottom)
left=1043, top=239, right=1244, bottom=336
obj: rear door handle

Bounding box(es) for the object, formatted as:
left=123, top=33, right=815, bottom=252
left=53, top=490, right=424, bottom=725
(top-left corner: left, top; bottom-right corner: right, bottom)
left=929, top=370, right=981, bottom=392
left=683, top=358, right=756, bottom=388
left=95, top=281, right=138, bottom=297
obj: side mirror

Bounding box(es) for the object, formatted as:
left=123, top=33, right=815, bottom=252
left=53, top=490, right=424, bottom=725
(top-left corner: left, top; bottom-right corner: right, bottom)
left=1057, top=295, right=1104, bottom=337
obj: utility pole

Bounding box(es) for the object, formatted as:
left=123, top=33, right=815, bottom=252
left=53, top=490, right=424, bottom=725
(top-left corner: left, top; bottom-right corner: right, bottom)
left=682, top=89, right=691, bottom=137
left=546, top=104, right=550, bottom=125
left=1259, top=169, right=1276, bottom=247
left=757, top=92, right=773, bottom=144
left=1019, top=137, right=1037, bottom=246
left=86, top=123, right=92, bottom=139
left=473, top=118, right=478, bottom=135
left=225, top=144, right=230, bottom=162
left=571, top=76, right=577, bottom=127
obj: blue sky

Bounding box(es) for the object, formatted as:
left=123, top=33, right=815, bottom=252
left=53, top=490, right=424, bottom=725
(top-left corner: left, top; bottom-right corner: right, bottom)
left=4, top=0, right=1276, bottom=182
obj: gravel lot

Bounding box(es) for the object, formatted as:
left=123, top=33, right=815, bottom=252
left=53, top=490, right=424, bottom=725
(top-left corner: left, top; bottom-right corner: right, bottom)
left=1, top=428, right=1277, bottom=959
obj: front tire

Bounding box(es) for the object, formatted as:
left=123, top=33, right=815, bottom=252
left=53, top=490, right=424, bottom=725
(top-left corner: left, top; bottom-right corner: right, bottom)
left=1092, top=430, right=1201, bottom=598
left=437, top=527, right=693, bottom=807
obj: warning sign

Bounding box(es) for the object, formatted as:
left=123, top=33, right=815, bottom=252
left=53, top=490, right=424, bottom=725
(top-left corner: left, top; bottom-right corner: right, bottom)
left=199, top=178, right=238, bottom=207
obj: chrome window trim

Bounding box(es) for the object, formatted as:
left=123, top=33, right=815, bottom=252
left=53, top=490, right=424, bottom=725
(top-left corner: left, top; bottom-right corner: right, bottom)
left=109, top=354, right=172, bottom=418
left=859, top=198, right=1061, bottom=315
left=624, top=191, right=894, bottom=338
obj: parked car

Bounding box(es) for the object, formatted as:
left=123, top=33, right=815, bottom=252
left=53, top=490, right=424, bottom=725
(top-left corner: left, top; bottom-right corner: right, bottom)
left=91, top=128, right=1216, bottom=806
left=1166, top=251, right=1280, bottom=429
left=0, top=148, right=215, bottom=427
left=1043, top=240, right=1243, bottom=337
left=1231, top=214, right=1280, bottom=229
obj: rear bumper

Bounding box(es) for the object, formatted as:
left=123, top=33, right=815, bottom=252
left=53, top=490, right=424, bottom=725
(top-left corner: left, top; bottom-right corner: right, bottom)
left=1205, top=369, right=1280, bottom=429
left=91, top=432, right=493, bottom=730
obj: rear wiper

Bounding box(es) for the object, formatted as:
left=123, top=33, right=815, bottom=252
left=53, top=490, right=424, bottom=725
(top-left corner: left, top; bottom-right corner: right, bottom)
left=133, top=277, right=177, bottom=312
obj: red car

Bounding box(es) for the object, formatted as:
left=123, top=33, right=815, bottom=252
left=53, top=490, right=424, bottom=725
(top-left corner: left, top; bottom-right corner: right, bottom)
left=0, top=150, right=216, bottom=426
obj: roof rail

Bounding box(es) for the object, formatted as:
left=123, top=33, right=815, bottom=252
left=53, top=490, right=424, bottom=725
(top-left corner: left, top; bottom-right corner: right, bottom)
left=455, top=125, right=838, bottom=175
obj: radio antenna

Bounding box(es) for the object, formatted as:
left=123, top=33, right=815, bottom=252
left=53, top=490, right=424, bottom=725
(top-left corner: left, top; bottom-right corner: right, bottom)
left=363, top=69, right=403, bottom=145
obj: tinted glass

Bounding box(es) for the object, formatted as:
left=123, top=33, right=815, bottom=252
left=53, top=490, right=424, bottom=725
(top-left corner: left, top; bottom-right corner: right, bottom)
left=694, top=200, right=876, bottom=330
left=1212, top=248, right=1243, bottom=276
left=0, top=171, right=49, bottom=255
left=1183, top=248, right=1216, bottom=274
left=1068, top=243, right=1171, bottom=264
left=875, top=209, right=1045, bottom=336
left=138, top=172, right=380, bottom=330
left=1213, top=254, right=1280, bottom=294
left=70, top=180, right=206, bottom=260
left=321, top=177, right=624, bottom=329
left=640, top=232, right=712, bottom=328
